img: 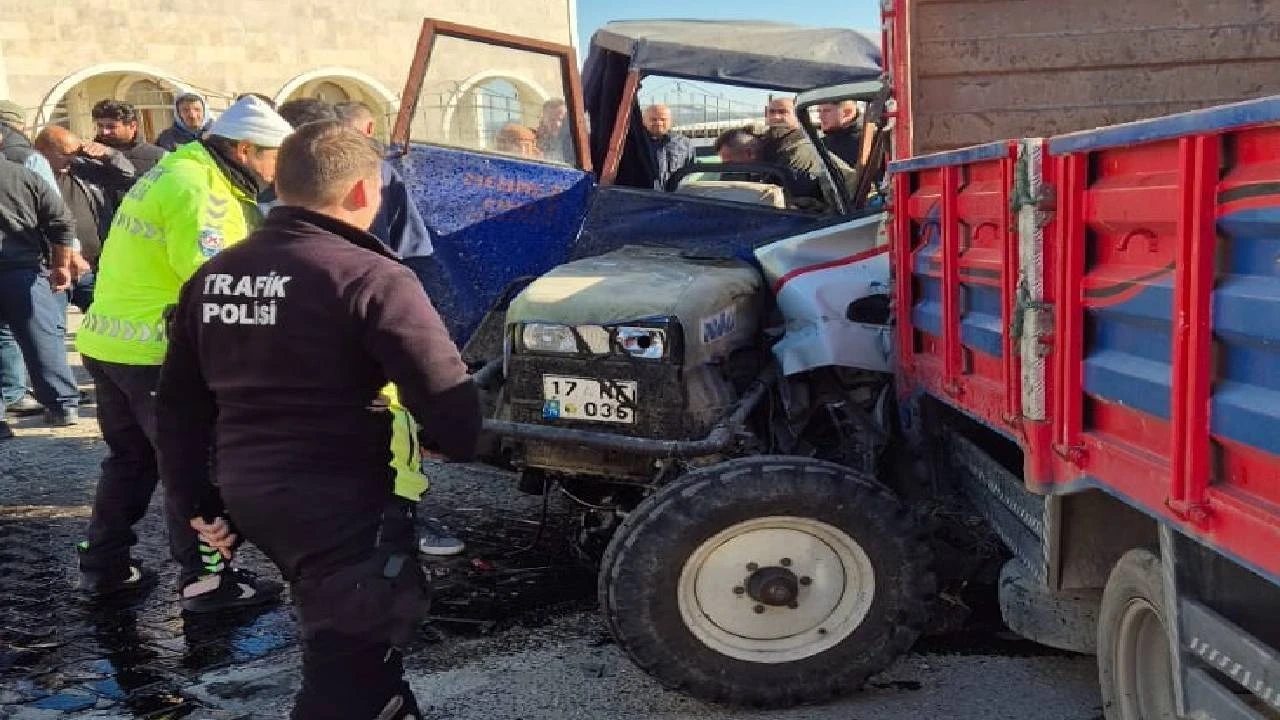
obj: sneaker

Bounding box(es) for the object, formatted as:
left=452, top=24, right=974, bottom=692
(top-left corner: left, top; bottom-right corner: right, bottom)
left=0, top=420, right=12, bottom=441
left=78, top=562, right=158, bottom=599
left=418, top=525, right=466, bottom=556
left=43, top=408, right=78, bottom=427
left=6, top=394, right=43, bottom=417
left=180, top=567, right=282, bottom=614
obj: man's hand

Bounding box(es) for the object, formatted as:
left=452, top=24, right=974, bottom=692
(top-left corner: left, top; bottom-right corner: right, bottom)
left=190, top=516, right=238, bottom=559
left=48, top=266, right=72, bottom=292
left=79, top=141, right=112, bottom=159
left=70, top=252, right=91, bottom=281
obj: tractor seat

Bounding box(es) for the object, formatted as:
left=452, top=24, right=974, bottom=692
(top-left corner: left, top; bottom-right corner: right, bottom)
left=674, top=180, right=787, bottom=209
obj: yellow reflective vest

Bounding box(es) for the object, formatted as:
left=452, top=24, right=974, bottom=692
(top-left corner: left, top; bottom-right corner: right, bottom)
left=382, top=384, right=429, bottom=501
left=77, top=141, right=261, bottom=365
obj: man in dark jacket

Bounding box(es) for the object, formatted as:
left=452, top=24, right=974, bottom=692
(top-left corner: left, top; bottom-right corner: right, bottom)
left=92, top=100, right=166, bottom=177
left=817, top=100, right=862, bottom=169
left=155, top=120, right=481, bottom=719
left=335, top=101, right=435, bottom=259
left=155, top=93, right=211, bottom=151
left=0, top=100, right=60, bottom=420
left=0, top=154, right=81, bottom=436
left=642, top=104, right=695, bottom=189
left=760, top=98, right=825, bottom=203
left=34, top=126, right=136, bottom=311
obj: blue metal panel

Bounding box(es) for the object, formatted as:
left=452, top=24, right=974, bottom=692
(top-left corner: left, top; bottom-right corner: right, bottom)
left=1212, top=208, right=1280, bottom=457
left=1049, top=95, right=1280, bottom=155
left=888, top=141, right=1011, bottom=175
left=912, top=277, right=943, bottom=337
left=394, top=145, right=594, bottom=345
left=1084, top=350, right=1172, bottom=419
left=1083, top=281, right=1175, bottom=420
left=571, top=186, right=826, bottom=265
left=960, top=283, right=1002, bottom=357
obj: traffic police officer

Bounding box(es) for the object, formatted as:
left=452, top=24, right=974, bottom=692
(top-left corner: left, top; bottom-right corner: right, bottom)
left=76, top=96, right=293, bottom=609
left=154, top=120, right=481, bottom=719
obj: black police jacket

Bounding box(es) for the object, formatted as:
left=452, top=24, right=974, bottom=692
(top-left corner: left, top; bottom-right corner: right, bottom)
left=155, top=205, right=480, bottom=522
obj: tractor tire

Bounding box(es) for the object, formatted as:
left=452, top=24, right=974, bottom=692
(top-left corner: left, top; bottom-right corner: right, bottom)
left=1098, top=548, right=1179, bottom=720
left=598, top=456, right=934, bottom=708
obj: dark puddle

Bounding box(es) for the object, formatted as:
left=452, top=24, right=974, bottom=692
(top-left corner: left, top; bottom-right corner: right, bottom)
left=1, top=503, right=595, bottom=716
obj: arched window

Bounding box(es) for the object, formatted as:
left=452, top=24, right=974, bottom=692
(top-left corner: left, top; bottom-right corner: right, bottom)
left=475, top=78, right=521, bottom=147
left=310, top=81, right=350, bottom=104
left=124, top=78, right=176, bottom=142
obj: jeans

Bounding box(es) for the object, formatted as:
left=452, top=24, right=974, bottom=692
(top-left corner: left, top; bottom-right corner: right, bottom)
left=79, top=358, right=205, bottom=586
left=0, top=266, right=78, bottom=412
left=0, top=323, right=26, bottom=407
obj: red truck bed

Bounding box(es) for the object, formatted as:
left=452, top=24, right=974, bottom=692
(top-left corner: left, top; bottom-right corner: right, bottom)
left=888, top=97, right=1280, bottom=584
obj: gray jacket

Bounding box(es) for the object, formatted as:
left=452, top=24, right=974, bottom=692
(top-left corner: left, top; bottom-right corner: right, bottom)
left=648, top=132, right=696, bottom=189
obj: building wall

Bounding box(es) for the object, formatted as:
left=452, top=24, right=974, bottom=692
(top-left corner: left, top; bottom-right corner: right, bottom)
left=0, top=0, right=574, bottom=141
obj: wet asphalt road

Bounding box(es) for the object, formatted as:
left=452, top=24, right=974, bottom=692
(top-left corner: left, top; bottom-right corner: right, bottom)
left=0, top=315, right=1103, bottom=719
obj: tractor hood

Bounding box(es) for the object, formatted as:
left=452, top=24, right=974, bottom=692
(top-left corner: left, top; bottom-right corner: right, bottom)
left=506, top=245, right=762, bottom=362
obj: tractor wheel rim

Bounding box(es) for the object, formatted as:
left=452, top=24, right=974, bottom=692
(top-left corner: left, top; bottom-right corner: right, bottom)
left=677, top=516, right=876, bottom=664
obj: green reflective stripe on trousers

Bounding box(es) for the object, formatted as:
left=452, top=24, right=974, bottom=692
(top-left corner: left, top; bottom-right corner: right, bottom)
left=82, top=312, right=165, bottom=343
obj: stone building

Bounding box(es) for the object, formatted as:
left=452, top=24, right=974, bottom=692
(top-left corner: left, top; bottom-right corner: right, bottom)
left=0, top=0, right=578, bottom=143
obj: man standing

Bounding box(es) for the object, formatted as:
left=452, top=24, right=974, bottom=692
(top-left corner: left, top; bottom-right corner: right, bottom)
left=0, top=100, right=61, bottom=189
left=335, top=100, right=434, bottom=260
left=92, top=100, right=167, bottom=177
left=642, top=104, right=695, bottom=189
left=155, top=93, right=211, bottom=151
left=0, top=148, right=81, bottom=439
left=535, top=98, right=573, bottom=164
left=337, top=100, right=463, bottom=557
left=817, top=100, right=861, bottom=168
left=75, top=96, right=291, bottom=608
left=760, top=97, right=824, bottom=202
left=0, top=101, right=58, bottom=421
left=35, top=126, right=136, bottom=310
left=156, top=120, right=481, bottom=719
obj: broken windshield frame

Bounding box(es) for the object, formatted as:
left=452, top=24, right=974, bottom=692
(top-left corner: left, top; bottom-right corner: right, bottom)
left=390, top=19, right=592, bottom=171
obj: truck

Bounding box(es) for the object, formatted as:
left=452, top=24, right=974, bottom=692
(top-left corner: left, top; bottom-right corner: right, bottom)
left=886, top=2, right=1280, bottom=719
left=386, top=5, right=1280, bottom=718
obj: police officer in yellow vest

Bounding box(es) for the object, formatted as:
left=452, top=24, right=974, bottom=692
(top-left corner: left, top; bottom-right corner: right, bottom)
left=76, top=96, right=293, bottom=610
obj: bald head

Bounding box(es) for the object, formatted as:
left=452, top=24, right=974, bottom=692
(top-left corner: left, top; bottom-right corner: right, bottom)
left=642, top=104, right=673, bottom=139
left=494, top=123, right=540, bottom=158
left=35, top=125, right=82, bottom=173
left=765, top=97, right=798, bottom=128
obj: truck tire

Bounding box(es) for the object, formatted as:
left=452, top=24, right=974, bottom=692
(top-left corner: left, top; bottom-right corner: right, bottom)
left=1098, top=548, right=1179, bottom=720
left=599, top=456, right=934, bottom=708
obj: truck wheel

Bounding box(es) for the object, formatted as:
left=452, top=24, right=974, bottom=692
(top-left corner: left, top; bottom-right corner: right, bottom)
left=599, top=456, right=934, bottom=708
left=1098, top=548, right=1179, bottom=720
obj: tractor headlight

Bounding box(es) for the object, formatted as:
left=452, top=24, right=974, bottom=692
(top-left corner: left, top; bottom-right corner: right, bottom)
left=616, top=326, right=667, bottom=359
left=519, top=323, right=610, bottom=355
left=521, top=323, right=578, bottom=354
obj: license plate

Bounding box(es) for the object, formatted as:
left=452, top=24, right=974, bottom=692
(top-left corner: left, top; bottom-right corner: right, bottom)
left=542, top=375, right=637, bottom=424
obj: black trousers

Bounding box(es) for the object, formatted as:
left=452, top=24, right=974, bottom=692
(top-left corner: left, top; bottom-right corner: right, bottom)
left=223, top=487, right=427, bottom=719
left=79, top=358, right=206, bottom=585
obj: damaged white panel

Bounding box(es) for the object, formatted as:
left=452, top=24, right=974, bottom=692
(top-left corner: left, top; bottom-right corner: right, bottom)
left=771, top=251, right=894, bottom=376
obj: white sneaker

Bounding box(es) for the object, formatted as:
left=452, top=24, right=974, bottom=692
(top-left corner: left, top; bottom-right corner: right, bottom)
left=418, top=528, right=465, bottom=556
